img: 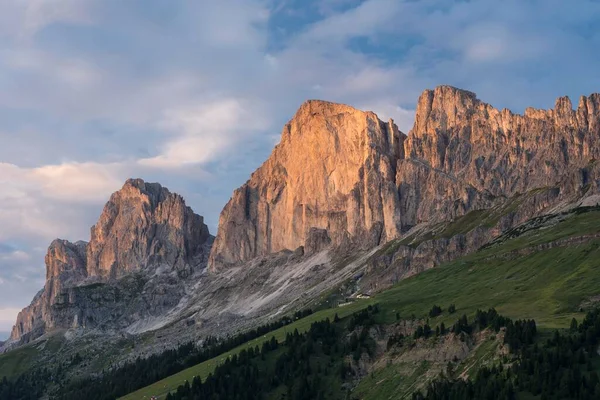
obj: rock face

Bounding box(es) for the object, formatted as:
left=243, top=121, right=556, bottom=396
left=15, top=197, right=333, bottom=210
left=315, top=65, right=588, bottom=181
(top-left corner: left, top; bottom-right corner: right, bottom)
left=209, top=100, right=405, bottom=268
left=10, top=179, right=212, bottom=343
left=398, top=86, right=600, bottom=226
left=86, top=178, right=210, bottom=279
left=209, top=86, right=600, bottom=270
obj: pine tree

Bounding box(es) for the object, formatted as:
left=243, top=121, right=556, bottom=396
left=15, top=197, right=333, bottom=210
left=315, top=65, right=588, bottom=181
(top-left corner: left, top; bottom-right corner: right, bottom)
left=570, top=317, right=578, bottom=332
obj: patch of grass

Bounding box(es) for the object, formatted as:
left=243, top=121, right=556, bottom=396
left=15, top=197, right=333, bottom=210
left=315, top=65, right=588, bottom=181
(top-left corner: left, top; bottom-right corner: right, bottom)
left=0, top=344, right=39, bottom=379
left=454, top=336, right=500, bottom=378
left=120, top=300, right=374, bottom=400
left=437, top=209, right=489, bottom=238
left=353, top=361, right=432, bottom=400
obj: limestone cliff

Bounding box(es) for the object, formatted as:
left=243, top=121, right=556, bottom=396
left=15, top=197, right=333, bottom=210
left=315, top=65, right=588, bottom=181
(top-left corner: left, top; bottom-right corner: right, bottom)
left=209, top=100, right=405, bottom=268
left=86, top=178, right=210, bottom=279
left=398, top=86, right=600, bottom=225
left=209, top=86, right=600, bottom=270
left=10, top=179, right=212, bottom=343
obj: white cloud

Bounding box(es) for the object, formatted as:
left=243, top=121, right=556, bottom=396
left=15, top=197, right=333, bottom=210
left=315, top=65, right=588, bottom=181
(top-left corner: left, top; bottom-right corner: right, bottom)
left=0, top=0, right=92, bottom=40
left=0, top=250, right=31, bottom=263
left=357, top=101, right=415, bottom=134
left=23, top=0, right=92, bottom=36
left=455, top=24, right=550, bottom=63
left=140, top=99, right=271, bottom=168
left=31, top=162, right=125, bottom=202
left=0, top=161, right=126, bottom=242
left=0, top=308, right=22, bottom=331
left=298, top=0, right=403, bottom=44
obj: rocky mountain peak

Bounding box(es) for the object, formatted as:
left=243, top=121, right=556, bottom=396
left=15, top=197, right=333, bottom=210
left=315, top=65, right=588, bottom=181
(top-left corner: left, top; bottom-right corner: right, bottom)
left=9, top=179, right=212, bottom=343
left=45, top=239, right=87, bottom=282
left=208, top=99, right=406, bottom=270
left=210, top=86, right=600, bottom=271
left=86, top=178, right=209, bottom=279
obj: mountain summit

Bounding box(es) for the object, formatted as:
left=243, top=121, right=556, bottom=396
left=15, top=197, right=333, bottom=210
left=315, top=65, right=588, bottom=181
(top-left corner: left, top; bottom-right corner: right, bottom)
left=8, top=86, right=600, bottom=371
left=10, top=179, right=212, bottom=343
left=209, top=99, right=405, bottom=269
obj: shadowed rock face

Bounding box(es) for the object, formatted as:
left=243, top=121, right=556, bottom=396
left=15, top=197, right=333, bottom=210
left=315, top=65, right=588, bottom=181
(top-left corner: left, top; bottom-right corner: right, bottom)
left=10, top=179, right=212, bottom=342
left=209, top=86, right=600, bottom=270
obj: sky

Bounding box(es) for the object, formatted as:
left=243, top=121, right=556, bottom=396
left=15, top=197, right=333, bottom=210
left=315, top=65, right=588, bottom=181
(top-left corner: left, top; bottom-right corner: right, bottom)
left=1, top=0, right=600, bottom=334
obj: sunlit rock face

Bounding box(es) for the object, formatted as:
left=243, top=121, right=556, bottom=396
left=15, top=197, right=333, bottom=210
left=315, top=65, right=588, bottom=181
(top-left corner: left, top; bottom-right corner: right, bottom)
left=86, top=178, right=210, bottom=279
left=209, top=100, right=406, bottom=269
left=210, top=86, right=600, bottom=270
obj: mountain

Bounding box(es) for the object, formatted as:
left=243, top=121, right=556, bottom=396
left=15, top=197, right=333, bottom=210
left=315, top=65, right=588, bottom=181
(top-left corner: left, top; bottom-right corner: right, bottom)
left=209, top=100, right=405, bottom=268
left=8, top=178, right=212, bottom=345
left=209, top=86, right=600, bottom=272
left=6, top=85, right=600, bottom=399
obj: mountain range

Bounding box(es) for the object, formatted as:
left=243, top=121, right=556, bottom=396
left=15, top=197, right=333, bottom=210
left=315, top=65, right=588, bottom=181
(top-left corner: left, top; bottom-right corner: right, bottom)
left=3, top=85, right=600, bottom=398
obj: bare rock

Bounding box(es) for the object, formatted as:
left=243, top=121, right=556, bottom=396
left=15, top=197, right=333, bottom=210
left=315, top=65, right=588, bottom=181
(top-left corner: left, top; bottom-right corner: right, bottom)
left=210, top=86, right=600, bottom=271
left=87, top=178, right=210, bottom=279
left=209, top=100, right=405, bottom=269
left=9, top=179, right=212, bottom=344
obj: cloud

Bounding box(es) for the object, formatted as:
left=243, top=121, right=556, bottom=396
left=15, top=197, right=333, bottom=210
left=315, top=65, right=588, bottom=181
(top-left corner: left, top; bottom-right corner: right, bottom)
left=0, top=0, right=92, bottom=40
left=4, top=48, right=102, bottom=87
left=357, top=101, right=415, bottom=134
left=297, top=0, right=403, bottom=45
left=140, top=99, right=271, bottom=168
left=0, top=250, right=31, bottom=263
left=0, top=308, right=23, bottom=331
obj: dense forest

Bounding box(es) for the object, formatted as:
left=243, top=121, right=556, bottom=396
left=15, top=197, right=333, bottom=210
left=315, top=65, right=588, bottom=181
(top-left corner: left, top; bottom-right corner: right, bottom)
left=163, top=305, right=381, bottom=400
left=0, top=368, right=55, bottom=400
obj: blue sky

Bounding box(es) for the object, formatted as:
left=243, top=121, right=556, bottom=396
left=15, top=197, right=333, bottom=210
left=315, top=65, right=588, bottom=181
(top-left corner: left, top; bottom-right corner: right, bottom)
left=1, top=0, right=600, bottom=332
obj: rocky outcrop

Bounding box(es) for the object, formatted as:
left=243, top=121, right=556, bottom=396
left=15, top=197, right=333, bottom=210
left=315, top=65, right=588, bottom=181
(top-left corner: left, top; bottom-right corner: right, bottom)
left=209, top=86, right=600, bottom=270
left=86, top=178, right=210, bottom=279
left=9, top=179, right=212, bottom=343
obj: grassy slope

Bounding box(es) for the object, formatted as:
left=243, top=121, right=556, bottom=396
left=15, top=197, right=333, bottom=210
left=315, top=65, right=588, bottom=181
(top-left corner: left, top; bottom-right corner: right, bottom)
left=0, top=332, right=64, bottom=379
left=374, top=210, right=600, bottom=329
left=120, top=299, right=374, bottom=400
left=0, top=345, right=39, bottom=379
left=123, top=209, right=600, bottom=400
left=353, top=361, right=433, bottom=399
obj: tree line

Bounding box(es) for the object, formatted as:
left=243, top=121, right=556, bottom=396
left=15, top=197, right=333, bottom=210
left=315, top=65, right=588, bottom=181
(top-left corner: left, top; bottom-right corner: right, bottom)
left=56, top=309, right=313, bottom=400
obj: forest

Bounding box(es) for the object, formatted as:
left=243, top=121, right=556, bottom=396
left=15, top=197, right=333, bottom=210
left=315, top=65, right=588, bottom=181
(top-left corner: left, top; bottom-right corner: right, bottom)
left=163, top=305, right=381, bottom=400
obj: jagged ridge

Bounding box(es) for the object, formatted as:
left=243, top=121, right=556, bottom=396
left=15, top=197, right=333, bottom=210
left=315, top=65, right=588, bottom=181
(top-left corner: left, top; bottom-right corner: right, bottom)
left=209, top=85, right=600, bottom=270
